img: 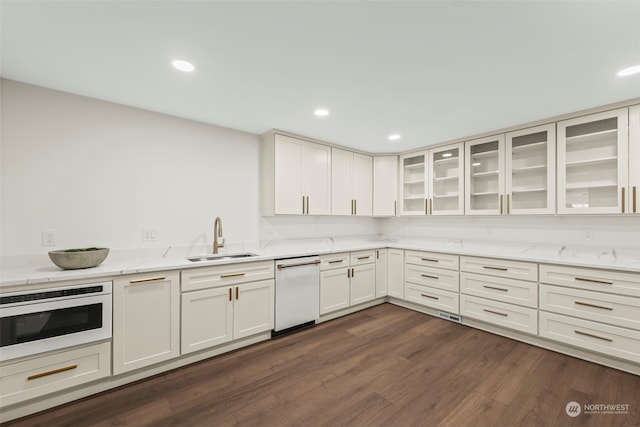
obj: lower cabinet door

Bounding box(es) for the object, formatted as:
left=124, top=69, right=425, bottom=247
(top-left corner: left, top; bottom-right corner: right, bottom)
left=387, top=249, right=405, bottom=299
left=181, top=287, right=234, bottom=355
left=233, top=280, right=275, bottom=340
left=375, top=249, right=388, bottom=298
left=320, top=268, right=350, bottom=315
left=460, top=294, right=537, bottom=335
left=351, top=264, right=376, bottom=306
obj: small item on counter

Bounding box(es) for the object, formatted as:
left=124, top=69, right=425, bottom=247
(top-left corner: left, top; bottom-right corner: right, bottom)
left=48, top=247, right=110, bottom=270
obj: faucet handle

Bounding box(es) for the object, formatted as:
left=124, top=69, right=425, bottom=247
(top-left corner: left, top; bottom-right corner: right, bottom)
left=219, top=238, right=225, bottom=248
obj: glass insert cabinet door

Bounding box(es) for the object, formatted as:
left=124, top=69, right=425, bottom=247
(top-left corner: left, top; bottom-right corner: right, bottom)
left=557, top=108, right=629, bottom=214
left=465, top=135, right=505, bottom=215
left=428, top=143, right=464, bottom=215
left=505, top=124, right=556, bottom=215
left=400, top=151, right=428, bottom=215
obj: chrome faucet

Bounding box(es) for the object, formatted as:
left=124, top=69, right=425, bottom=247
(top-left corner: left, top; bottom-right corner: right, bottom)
left=213, top=217, right=225, bottom=254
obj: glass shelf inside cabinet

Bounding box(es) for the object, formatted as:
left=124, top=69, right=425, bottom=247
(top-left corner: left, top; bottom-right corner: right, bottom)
left=432, top=147, right=461, bottom=213
left=403, top=153, right=426, bottom=213
left=470, top=141, right=499, bottom=210
left=510, top=130, right=549, bottom=211
left=564, top=118, right=618, bottom=209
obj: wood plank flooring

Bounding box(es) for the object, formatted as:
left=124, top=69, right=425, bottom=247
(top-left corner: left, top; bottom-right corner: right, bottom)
left=5, top=303, right=640, bottom=427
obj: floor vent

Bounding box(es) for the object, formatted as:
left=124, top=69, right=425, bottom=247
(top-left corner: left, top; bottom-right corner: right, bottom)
left=438, top=312, right=462, bottom=323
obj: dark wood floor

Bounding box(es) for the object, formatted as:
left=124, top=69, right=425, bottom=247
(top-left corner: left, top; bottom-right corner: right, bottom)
left=5, top=304, right=640, bottom=427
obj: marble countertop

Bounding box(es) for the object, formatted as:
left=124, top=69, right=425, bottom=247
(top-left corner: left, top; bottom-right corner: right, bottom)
left=1, top=236, right=639, bottom=290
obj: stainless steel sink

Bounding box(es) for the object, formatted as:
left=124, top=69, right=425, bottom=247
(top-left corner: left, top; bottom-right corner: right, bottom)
left=186, top=253, right=258, bottom=262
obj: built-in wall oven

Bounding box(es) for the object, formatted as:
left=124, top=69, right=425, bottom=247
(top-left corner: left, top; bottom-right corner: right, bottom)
left=0, top=281, right=112, bottom=362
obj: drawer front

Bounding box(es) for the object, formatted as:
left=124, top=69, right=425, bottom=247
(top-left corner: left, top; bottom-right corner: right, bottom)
left=405, top=250, right=459, bottom=271
left=539, top=284, right=640, bottom=330
left=460, top=272, right=537, bottom=308
left=350, top=250, right=376, bottom=266
left=181, top=261, right=274, bottom=292
left=405, top=264, right=459, bottom=292
left=404, top=283, right=459, bottom=314
left=460, top=294, right=538, bottom=335
left=539, top=264, right=640, bottom=297
left=320, top=253, right=350, bottom=271
left=0, top=341, right=111, bottom=407
left=460, top=256, right=538, bottom=282
left=539, top=312, right=640, bottom=363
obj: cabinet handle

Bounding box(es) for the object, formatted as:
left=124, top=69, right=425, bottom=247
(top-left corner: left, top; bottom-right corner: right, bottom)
left=420, top=293, right=439, bottom=300
left=430, top=198, right=433, bottom=215
left=277, top=260, right=321, bottom=269
left=347, top=268, right=351, bottom=278
left=420, top=274, right=439, bottom=280
left=633, top=186, right=637, bottom=213
left=500, top=194, right=504, bottom=214
left=328, top=259, right=344, bottom=264
left=574, top=330, right=612, bottom=342
left=351, top=268, right=355, bottom=277
left=235, top=287, right=239, bottom=300
left=228, top=288, right=232, bottom=301
left=394, top=200, right=397, bottom=216
left=574, top=276, right=613, bottom=286
left=574, top=301, right=613, bottom=311
left=483, top=308, right=508, bottom=317
left=354, top=199, right=357, bottom=216
left=376, top=250, right=379, bottom=260
left=220, top=272, right=246, bottom=278
left=302, top=195, right=306, bottom=215
left=483, top=285, right=509, bottom=292
left=622, top=187, right=625, bottom=214
left=420, top=258, right=439, bottom=263
left=28, top=365, right=77, bottom=381
left=482, top=265, right=508, bottom=272
left=130, top=276, right=165, bottom=284
left=425, top=198, right=428, bottom=215
left=357, top=256, right=370, bottom=260
left=507, top=194, right=510, bottom=215
left=306, top=196, right=310, bottom=215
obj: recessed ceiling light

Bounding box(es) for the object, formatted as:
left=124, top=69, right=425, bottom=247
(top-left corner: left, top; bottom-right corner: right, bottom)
left=388, top=134, right=401, bottom=141
left=442, top=152, right=452, bottom=158
left=617, top=64, right=640, bottom=77
left=172, top=59, right=195, bottom=72
left=314, top=108, right=330, bottom=117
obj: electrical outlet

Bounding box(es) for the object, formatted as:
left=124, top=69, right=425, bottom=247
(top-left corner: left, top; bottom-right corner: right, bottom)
left=585, top=229, right=594, bottom=241
left=42, top=230, right=57, bottom=246
left=143, top=228, right=158, bottom=242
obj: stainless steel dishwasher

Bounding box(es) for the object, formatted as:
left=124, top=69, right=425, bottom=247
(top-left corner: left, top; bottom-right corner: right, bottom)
left=273, top=255, right=320, bottom=335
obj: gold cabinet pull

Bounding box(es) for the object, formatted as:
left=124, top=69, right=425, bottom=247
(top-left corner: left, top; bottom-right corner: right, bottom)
left=420, top=258, right=439, bottom=263
left=420, top=293, right=439, bottom=300
left=328, top=259, right=344, bottom=264
left=483, top=285, right=509, bottom=292
left=429, top=198, right=433, bottom=215
left=130, top=276, right=165, bottom=284
left=228, top=288, right=232, bottom=301
left=420, top=274, right=439, bottom=280
left=235, top=287, right=239, bottom=300
left=500, top=194, right=504, bottom=214
left=482, top=265, right=508, bottom=272
left=622, top=187, right=625, bottom=213
left=351, top=268, right=355, bottom=277
left=28, top=364, right=77, bottom=381
left=425, top=198, right=428, bottom=215
left=220, top=272, right=246, bottom=278
left=394, top=200, right=397, bottom=216
left=277, top=260, right=321, bottom=269
left=354, top=199, right=357, bottom=215
left=376, top=250, right=379, bottom=260
left=347, top=268, right=351, bottom=279
left=507, top=194, right=510, bottom=215
left=574, top=276, right=613, bottom=285
left=306, top=196, right=310, bottom=214
left=357, top=256, right=370, bottom=260
left=574, top=330, right=612, bottom=342
left=483, top=308, right=508, bottom=317
left=633, top=186, right=637, bottom=213
left=574, top=301, right=613, bottom=311
left=302, top=195, right=306, bottom=215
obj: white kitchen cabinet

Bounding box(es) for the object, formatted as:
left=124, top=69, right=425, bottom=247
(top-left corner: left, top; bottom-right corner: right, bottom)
left=557, top=108, right=629, bottom=214
left=331, top=148, right=372, bottom=216
left=373, top=156, right=398, bottom=216
left=387, top=249, right=405, bottom=299
left=465, top=134, right=505, bottom=215
left=428, top=143, right=464, bottom=215
left=233, top=280, right=275, bottom=339
left=319, top=251, right=376, bottom=315
left=320, top=267, right=350, bottom=315
left=113, top=272, right=180, bottom=375
left=351, top=263, right=376, bottom=305
left=181, top=287, right=233, bottom=354
left=399, top=151, right=428, bottom=215
left=375, top=249, right=388, bottom=298
left=628, top=104, right=639, bottom=214
left=261, top=133, right=331, bottom=215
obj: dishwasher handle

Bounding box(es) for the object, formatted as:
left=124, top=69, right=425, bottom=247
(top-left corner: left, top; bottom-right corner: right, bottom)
left=277, top=260, right=321, bottom=269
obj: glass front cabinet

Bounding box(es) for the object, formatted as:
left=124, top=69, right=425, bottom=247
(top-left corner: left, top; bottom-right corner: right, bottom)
left=557, top=108, right=629, bottom=214
left=400, top=143, right=464, bottom=216
left=465, top=135, right=505, bottom=215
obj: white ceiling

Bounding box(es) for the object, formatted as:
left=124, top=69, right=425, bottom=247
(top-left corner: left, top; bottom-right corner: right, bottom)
left=2, top=1, right=639, bottom=153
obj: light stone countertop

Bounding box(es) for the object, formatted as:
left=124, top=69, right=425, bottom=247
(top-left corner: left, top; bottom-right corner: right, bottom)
left=1, top=236, right=639, bottom=290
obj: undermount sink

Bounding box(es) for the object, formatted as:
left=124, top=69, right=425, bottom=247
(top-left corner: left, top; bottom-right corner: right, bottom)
left=186, top=253, right=258, bottom=262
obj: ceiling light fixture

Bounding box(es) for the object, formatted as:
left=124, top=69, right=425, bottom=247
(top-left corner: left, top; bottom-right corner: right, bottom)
left=617, top=64, right=640, bottom=77
left=442, top=152, right=452, bottom=158
left=172, top=59, right=195, bottom=72
left=388, top=134, right=401, bottom=141
left=314, top=108, right=330, bottom=117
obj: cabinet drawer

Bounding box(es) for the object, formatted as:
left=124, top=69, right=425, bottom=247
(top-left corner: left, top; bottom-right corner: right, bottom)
left=539, top=284, right=640, bottom=330
left=350, top=250, right=376, bottom=266
left=460, top=294, right=538, bottom=335
left=460, top=272, right=537, bottom=308
left=320, top=253, right=350, bottom=271
left=405, top=264, right=459, bottom=292
left=539, top=312, right=640, bottom=363
left=539, top=264, right=640, bottom=297
left=181, top=261, right=274, bottom=292
left=404, top=283, right=459, bottom=314
left=460, top=256, right=538, bottom=282
left=405, top=250, right=459, bottom=271
left=0, top=341, right=111, bottom=407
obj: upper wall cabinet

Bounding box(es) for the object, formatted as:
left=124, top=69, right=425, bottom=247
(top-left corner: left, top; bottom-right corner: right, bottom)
left=465, top=135, right=505, bottom=215
left=373, top=156, right=398, bottom=216
left=400, top=143, right=464, bottom=216
left=261, top=133, right=332, bottom=215
left=628, top=105, right=639, bottom=214
left=557, top=108, right=629, bottom=214
left=332, top=148, right=372, bottom=216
